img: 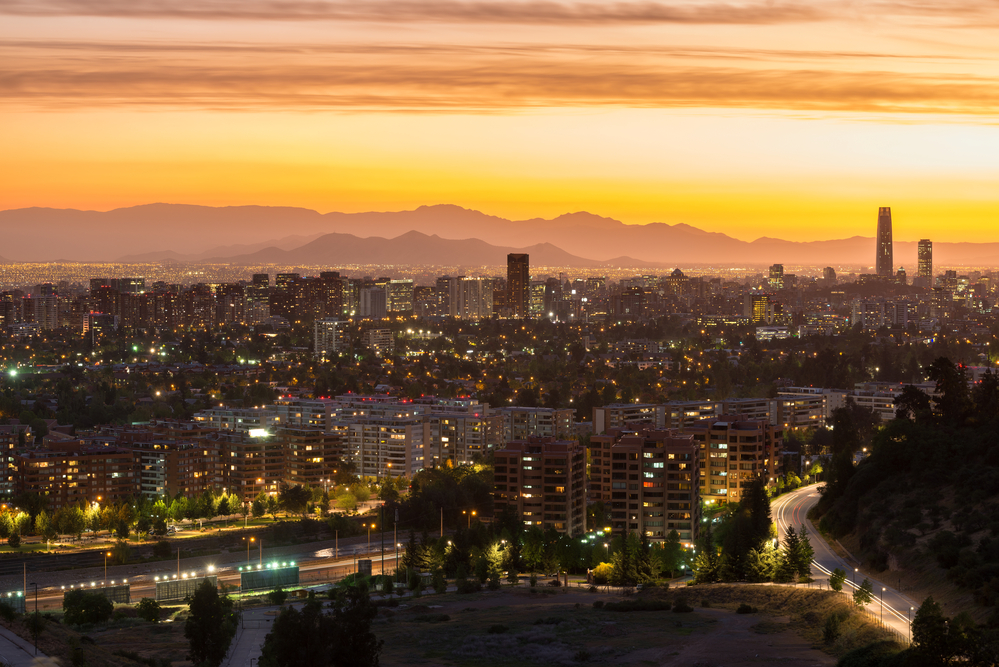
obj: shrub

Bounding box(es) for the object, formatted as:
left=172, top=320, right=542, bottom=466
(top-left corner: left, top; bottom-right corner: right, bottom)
left=431, top=568, right=447, bottom=594
left=672, top=596, right=694, bottom=613
left=267, top=588, right=289, bottom=606
left=456, top=578, right=482, bottom=594
left=487, top=624, right=509, bottom=634
left=63, top=590, right=113, bottom=625
left=823, top=614, right=841, bottom=644
left=529, top=573, right=538, bottom=588
left=591, top=562, right=613, bottom=585
left=603, top=600, right=672, bottom=612
left=547, top=578, right=562, bottom=588
left=136, top=598, right=161, bottom=623
left=533, top=616, right=565, bottom=625
left=152, top=541, right=172, bottom=559
left=588, top=585, right=598, bottom=593
left=7, top=533, right=20, bottom=549
left=414, top=613, right=450, bottom=623
left=574, top=649, right=591, bottom=662
left=736, top=603, right=758, bottom=614
left=700, top=599, right=711, bottom=608
left=592, top=600, right=604, bottom=609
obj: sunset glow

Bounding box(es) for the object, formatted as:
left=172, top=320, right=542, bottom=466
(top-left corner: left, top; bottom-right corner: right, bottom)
left=4, top=0, right=999, bottom=241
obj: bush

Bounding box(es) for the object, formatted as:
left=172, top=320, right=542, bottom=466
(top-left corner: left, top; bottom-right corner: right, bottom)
left=700, top=599, right=711, bottom=608
left=672, top=596, right=694, bottom=613
left=547, top=578, right=562, bottom=587
left=588, top=585, right=598, bottom=593
left=591, top=562, right=613, bottom=585
left=7, top=533, right=20, bottom=549
left=432, top=568, right=447, bottom=595
left=267, top=588, right=289, bottom=606
left=414, top=613, right=450, bottom=623
left=603, top=600, right=672, bottom=612
left=63, top=590, right=113, bottom=625
left=152, top=541, right=172, bottom=559
left=574, top=649, right=591, bottom=662
left=736, top=603, right=758, bottom=614
left=592, top=600, right=604, bottom=609
left=487, top=569, right=501, bottom=591
left=487, top=624, right=509, bottom=634
left=823, top=614, right=841, bottom=644
left=533, top=616, right=565, bottom=625
left=529, top=573, right=538, bottom=588
left=136, top=598, right=161, bottom=623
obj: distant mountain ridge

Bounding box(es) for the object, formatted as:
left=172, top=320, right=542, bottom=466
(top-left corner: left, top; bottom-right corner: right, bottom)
left=0, top=203, right=997, bottom=266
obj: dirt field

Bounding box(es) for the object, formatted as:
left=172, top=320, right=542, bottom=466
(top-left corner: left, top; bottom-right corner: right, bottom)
left=375, top=587, right=839, bottom=667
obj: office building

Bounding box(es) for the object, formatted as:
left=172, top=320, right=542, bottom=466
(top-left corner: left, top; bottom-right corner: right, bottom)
left=876, top=207, right=893, bottom=278
left=359, top=287, right=387, bottom=319
left=918, top=239, right=933, bottom=288
left=588, top=427, right=699, bottom=545
left=493, top=438, right=586, bottom=537
left=456, top=277, right=494, bottom=320
left=507, top=254, right=529, bottom=318
left=768, top=264, right=784, bottom=290
left=362, top=329, right=393, bottom=356
left=387, top=280, right=414, bottom=314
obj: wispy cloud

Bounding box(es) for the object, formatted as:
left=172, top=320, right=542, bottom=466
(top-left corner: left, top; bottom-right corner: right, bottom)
left=3, top=41, right=997, bottom=114
left=0, top=0, right=829, bottom=24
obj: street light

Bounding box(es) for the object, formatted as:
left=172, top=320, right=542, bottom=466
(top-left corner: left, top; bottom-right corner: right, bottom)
left=881, top=587, right=886, bottom=623
left=105, top=551, right=112, bottom=581
left=853, top=568, right=858, bottom=585
left=364, top=523, right=375, bottom=552
left=909, top=606, right=914, bottom=642
left=244, top=536, right=255, bottom=566
left=463, top=510, right=476, bottom=529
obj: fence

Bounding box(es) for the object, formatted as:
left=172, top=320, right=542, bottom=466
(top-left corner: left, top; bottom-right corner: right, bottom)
left=0, top=591, right=25, bottom=614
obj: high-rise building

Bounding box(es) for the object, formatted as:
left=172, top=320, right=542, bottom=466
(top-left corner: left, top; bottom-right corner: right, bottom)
left=918, top=239, right=933, bottom=287
left=314, top=318, right=346, bottom=359
left=588, top=427, right=700, bottom=545
left=456, top=277, right=493, bottom=320
left=823, top=267, right=836, bottom=284
left=876, top=207, right=893, bottom=278
left=506, top=254, right=529, bottom=318
left=768, top=264, right=784, bottom=290
left=493, top=437, right=587, bottom=537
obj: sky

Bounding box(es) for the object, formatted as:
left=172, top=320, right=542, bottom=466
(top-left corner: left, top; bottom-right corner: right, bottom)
left=3, top=0, right=999, bottom=242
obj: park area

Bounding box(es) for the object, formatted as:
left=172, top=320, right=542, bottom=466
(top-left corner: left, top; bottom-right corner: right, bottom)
left=0, top=581, right=899, bottom=666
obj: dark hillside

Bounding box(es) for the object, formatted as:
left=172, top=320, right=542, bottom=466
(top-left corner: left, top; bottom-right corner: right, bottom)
left=814, top=359, right=999, bottom=621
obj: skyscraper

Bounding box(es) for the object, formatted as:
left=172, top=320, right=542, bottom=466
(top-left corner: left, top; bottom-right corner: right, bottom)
left=507, top=253, right=529, bottom=318
left=876, top=207, right=893, bottom=278
left=768, top=264, right=784, bottom=290
left=918, top=239, right=933, bottom=287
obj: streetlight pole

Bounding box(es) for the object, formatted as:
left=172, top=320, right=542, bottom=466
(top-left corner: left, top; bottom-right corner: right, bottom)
left=105, top=550, right=111, bottom=582
left=881, top=587, right=885, bottom=624
left=853, top=568, right=858, bottom=586
left=909, top=606, right=914, bottom=642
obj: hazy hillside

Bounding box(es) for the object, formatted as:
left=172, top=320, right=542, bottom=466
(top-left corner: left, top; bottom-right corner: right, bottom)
left=2, top=202, right=998, bottom=266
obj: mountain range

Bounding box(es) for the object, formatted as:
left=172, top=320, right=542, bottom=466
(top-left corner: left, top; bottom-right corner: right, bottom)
left=2, top=203, right=998, bottom=267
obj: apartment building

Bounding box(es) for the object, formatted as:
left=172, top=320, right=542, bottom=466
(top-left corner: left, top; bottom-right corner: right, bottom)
left=426, top=412, right=502, bottom=467
left=492, top=406, right=574, bottom=443
left=11, top=446, right=136, bottom=509
left=493, top=438, right=586, bottom=537
left=593, top=403, right=666, bottom=434
left=685, top=415, right=783, bottom=505
left=588, top=427, right=699, bottom=545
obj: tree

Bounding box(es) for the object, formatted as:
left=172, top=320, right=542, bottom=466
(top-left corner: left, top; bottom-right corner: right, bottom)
left=279, top=485, right=311, bottom=518
left=258, top=587, right=382, bottom=667
left=853, top=578, right=874, bottom=607
left=111, top=539, right=131, bottom=565
left=63, top=589, right=114, bottom=625
left=7, top=533, right=20, bottom=549
left=794, top=525, right=815, bottom=580
left=661, top=530, right=686, bottom=579
left=335, top=491, right=357, bottom=513
left=136, top=597, right=161, bottom=623
left=35, top=510, right=57, bottom=545
left=829, top=567, right=846, bottom=592
left=185, top=579, right=239, bottom=667
left=268, top=588, right=289, bottom=606
left=252, top=499, right=265, bottom=519
left=266, top=496, right=280, bottom=521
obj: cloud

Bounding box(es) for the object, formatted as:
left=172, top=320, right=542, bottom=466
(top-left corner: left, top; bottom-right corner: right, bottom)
left=3, top=41, right=997, bottom=115
left=0, top=0, right=829, bottom=24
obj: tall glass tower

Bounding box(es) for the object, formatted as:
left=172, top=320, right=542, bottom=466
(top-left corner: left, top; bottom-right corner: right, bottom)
left=876, top=207, right=893, bottom=277
left=918, top=239, right=933, bottom=287
left=507, top=253, right=529, bottom=318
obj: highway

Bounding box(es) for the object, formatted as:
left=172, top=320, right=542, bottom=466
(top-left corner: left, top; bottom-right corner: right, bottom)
left=22, top=543, right=404, bottom=612
left=772, top=484, right=918, bottom=642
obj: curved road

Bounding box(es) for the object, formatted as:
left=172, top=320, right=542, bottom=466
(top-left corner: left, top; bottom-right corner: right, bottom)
left=772, top=484, right=918, bottom=642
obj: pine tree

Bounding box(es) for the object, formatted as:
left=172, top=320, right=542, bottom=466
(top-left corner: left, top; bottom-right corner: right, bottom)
left=795, top=524, right=815, bottom=580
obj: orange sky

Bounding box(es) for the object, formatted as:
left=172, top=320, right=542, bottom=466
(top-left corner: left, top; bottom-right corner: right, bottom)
left=3, top=0, right=999, bottom=242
